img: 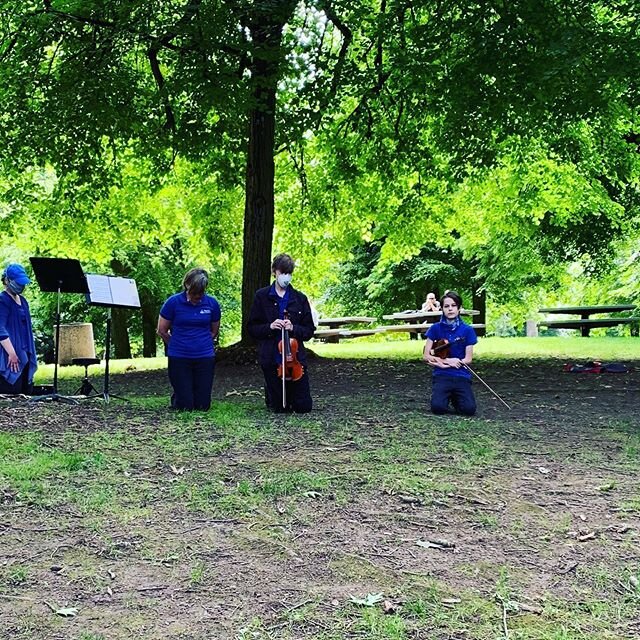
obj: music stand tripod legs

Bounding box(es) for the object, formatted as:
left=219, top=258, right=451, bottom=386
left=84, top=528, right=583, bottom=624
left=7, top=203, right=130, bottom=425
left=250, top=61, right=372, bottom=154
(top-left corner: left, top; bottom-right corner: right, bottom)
left=101, top=308, right=127, bottom=403
left=31, top=284, right=78, bottom=405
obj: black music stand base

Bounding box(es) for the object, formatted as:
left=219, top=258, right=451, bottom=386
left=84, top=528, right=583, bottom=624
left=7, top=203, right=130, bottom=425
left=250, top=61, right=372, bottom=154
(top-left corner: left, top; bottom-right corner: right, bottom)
left=31, top=392, right=79, bottom=405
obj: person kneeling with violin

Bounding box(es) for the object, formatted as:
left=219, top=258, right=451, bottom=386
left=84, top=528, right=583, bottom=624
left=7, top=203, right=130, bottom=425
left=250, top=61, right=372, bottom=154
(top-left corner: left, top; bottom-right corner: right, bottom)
left=247, top=253, right=314, bottom=413
left=423, top=291, right=477, bottom=416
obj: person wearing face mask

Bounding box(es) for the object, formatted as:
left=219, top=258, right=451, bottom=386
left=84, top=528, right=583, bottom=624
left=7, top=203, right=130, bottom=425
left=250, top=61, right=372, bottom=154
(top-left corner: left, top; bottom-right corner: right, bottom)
left=0, top=263, right=38, bottom=395
left=247, top=253, right=315, bottom=413
left=157, top=268, right=221, bottom=411
left=422, top=290, right=477, bottom=416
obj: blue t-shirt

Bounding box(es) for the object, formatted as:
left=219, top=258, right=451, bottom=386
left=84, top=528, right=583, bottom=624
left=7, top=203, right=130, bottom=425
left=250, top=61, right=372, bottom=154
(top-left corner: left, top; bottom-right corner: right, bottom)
left=425, top=318, right=478, bottom=379
left=160, top=292, right=221, bottom=359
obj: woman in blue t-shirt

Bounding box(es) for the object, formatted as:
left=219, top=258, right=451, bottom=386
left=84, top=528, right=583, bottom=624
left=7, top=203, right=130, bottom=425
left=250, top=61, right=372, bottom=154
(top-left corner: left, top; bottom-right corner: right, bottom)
left=423, top=290, right=477, bottom=415
left=157, top=268, right=221, bottom=410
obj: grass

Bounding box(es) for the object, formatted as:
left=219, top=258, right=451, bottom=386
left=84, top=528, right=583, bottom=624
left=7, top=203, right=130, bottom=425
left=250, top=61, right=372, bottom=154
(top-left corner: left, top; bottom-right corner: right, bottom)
left=2, top=339, right=639, bottom=639
left=312, top=336, right=640, bottom=361
left=31, top=337, right=640, bottom=387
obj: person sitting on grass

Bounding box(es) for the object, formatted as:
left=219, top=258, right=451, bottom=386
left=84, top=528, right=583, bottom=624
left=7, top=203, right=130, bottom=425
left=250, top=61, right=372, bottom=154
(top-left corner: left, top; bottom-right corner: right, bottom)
left=422, top=290, right=477, bottom=416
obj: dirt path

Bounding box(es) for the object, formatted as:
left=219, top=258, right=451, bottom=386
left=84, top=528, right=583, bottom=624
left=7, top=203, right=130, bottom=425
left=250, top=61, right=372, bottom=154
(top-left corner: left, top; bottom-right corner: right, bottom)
left=1, top=357, right=638, bottom=639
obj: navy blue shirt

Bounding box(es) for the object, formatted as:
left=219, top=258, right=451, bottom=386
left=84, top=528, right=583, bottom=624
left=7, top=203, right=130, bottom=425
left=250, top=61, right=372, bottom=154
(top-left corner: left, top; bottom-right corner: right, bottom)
left=0, top=291, right=38, bottom=384
left=160, top=292, right=221, bottom=359
left=426, top=318, right=478, bottom=379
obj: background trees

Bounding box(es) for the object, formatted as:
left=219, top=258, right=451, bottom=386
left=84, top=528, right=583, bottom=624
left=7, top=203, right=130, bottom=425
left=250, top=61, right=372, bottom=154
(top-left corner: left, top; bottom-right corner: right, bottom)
left=1, top=1, right=638, bottom=351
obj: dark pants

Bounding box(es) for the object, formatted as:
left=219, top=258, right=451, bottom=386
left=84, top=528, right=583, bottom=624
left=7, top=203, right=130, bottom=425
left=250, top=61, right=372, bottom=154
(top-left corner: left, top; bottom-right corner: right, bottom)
left=262, top=365, right=312, bottom=413
left=0, top=368, right=32, bottom=395
left=168, top=357, right=215, bottom=411
left=431, top=375, right=476, bottom=416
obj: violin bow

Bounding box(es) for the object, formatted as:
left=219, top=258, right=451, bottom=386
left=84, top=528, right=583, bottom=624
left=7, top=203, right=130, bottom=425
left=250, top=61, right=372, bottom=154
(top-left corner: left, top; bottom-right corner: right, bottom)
left=462, top=364, right=511, bottom=410
left=281, top=324, right=287, bottom=409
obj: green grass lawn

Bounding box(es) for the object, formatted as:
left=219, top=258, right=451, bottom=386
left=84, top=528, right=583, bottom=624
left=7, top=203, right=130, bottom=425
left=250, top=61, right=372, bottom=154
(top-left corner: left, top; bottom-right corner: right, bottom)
left=312, top=336, right=640, bottom=361
left=3, top=336, right=639, bottom=640
left=33, top=337, right=640, bottom=385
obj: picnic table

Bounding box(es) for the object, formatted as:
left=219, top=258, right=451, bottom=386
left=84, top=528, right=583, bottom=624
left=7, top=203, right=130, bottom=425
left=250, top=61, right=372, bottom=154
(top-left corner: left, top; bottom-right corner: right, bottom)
left=314, top=316, right=377, bottom=343
left=538, top=304, right=637, bottom=337
left=381, top=309, right=481, bottom=339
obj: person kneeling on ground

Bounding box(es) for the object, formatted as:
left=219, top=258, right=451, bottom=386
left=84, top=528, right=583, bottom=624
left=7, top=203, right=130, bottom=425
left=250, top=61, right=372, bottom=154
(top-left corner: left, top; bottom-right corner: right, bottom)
left=157, top=268, right=221, bottom=411
left=247, top=253, right=314, bottom=413
left=423, top=290, right=477, bottom=416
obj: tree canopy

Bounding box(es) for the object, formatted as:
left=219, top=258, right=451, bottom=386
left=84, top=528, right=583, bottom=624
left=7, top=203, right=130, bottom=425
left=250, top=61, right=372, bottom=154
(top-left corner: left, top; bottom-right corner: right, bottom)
left=1, top=1, right=639, bottom=347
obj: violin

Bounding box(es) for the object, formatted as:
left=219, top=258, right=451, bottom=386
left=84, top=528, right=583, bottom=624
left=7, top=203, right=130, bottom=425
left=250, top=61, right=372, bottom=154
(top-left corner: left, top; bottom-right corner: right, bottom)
left=277, top=311, right=304, bottom=409
left=278, top=312, right=304, bottom=376
left=430, top=338, right=463, bottom=359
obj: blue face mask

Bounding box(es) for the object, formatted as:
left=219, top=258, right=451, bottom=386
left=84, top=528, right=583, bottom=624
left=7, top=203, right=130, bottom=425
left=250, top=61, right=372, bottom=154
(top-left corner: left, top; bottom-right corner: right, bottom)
left=7, top=280, right=25, bottom=295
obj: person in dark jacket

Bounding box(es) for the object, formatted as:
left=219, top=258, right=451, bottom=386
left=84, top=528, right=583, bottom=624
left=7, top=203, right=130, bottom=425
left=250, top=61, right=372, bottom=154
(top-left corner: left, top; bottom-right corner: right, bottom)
left=247, top=253, right=314, bottom=413
left=0, top=263, right=37, bottom=394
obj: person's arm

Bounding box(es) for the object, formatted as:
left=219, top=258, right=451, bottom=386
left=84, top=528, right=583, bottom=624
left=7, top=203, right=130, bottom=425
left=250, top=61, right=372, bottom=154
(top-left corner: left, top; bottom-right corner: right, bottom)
left=210, top=320, right=220, bottom=342
left=0, top=337, right=20, bottom=372
left=247, top=292, right=281, bottom=339
left=0, top=301, right=20, bottom=373
left=423, top=338, right=451, bottom=369
left=290, top=296, right=315, bottom=342
left=157, top=316, right=172, bottom=346
left=441, top=344, right=473, bottom=369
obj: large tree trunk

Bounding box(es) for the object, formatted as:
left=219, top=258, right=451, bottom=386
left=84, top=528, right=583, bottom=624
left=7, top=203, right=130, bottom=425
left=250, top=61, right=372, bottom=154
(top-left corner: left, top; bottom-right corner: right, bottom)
left=110, top=258, right=132, bottom=358
left=111, top=307, right=132, bottom=359
left=239, top=2, right=297, bottom=344
left=472, top=279, right=486, bottom=338
left=141, top=299, right=159, bottom=357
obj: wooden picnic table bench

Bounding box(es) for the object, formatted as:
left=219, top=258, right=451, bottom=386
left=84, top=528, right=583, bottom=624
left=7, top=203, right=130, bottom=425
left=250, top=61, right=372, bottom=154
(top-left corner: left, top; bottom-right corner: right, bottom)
left=381, top=309, right=481, bottom=339
left=378, top=323, right=486, bottom=336
left=381, top=309, right=479, bottom=322
left=314, top=316, right=377, bottom=342
left=538, top=304, right=637, bottom=337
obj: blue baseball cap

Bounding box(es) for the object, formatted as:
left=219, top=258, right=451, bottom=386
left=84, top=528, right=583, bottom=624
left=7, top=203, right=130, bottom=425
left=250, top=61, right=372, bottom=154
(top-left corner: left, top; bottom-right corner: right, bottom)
left=4, top=263, right=31, bottom=285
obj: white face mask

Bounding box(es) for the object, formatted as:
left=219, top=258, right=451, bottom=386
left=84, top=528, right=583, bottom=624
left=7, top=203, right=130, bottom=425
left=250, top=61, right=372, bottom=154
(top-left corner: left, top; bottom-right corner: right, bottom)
left=276, top=273, right=292, bottom=288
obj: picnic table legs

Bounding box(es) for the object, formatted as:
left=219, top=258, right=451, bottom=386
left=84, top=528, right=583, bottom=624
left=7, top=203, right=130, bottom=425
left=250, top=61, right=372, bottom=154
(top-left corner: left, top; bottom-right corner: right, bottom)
left=325, top=324, right=340, bottom=343
left=581, top=313, right=590, bottom=337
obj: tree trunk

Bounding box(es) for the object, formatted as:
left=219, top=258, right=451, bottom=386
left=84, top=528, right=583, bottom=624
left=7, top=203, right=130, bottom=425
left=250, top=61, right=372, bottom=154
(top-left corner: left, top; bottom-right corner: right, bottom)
left=472, top=281, right=487, bottom=337
left=141, top=300, right=159, bottom=357
left=240, top=2, right=297, bottom=344
left=111, top=307, right=132, bottom=359
left=110, top=258, right=132, bottom=358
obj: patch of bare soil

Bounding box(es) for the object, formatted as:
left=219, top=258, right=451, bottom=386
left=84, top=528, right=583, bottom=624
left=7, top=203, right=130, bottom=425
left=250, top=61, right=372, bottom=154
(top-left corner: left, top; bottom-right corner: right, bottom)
left=1, top=357, right=639, bottom=639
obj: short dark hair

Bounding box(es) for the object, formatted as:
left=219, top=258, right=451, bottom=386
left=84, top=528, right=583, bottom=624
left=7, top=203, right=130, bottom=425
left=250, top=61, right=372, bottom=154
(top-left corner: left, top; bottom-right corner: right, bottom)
left=183, top=268, right=208, bottom=295
left=271, top=253, right=295, bottom=274
left=440, top=290, right=462, bottom=308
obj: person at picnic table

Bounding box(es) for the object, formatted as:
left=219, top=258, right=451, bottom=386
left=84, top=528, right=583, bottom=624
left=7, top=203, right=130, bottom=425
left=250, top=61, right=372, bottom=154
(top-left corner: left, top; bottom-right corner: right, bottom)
left=421, top=292, right=441, bottom=313
left=0, top=263, right=37, bottom=395
left=247, top=253, right=314, bottom=413
left=157, top=268, right=221, bottom=411
left=422, top=290, right=477, bottom=416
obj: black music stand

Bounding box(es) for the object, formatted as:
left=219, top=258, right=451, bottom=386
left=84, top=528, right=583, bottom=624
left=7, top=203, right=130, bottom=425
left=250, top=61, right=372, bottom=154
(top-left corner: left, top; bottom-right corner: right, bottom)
left=29, top=257, right=89, bottom=404
left=85, top=274, right=141, bottom=403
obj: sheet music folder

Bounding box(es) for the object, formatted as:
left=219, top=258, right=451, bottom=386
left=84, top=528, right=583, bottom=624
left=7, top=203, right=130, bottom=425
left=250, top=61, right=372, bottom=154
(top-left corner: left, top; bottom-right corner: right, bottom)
left=86, top=274, right=141, bottom=309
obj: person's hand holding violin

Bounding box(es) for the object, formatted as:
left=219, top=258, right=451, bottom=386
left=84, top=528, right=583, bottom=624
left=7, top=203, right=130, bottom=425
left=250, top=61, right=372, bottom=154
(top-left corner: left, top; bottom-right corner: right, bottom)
left=271, top=318, right=293, bottom=332
left=423, top=338, right=466, bottom=369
